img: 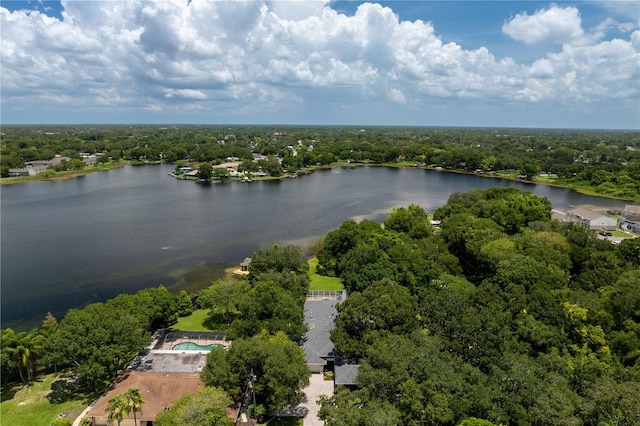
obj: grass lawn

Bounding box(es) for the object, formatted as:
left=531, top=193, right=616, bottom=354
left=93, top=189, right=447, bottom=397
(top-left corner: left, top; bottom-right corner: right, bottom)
left=308, top=257, right=343, bottom=291
left=1, top=372, right=88, bottom=426
left=610, top=230, right=636, bottom=238
left=171, top=309, right=211, bottom=331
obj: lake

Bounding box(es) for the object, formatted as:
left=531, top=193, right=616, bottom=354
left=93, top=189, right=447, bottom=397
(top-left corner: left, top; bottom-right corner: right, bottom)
left=0, top=164, right=629, bottom=329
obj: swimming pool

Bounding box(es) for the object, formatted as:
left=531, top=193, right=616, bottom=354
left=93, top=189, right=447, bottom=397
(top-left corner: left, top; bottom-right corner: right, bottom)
left=172, top=342, right=225, bottom=351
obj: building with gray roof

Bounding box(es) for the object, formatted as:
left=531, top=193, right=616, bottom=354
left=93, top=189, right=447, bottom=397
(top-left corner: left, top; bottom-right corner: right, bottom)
left=302, top=299, right=339, bottom=373
left=301, top=292, right=360, bottom=390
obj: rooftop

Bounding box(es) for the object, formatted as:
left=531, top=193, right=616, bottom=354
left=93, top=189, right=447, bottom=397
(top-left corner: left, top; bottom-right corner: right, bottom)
left=334, top=361, right=360, bottom=386
left=567, top=208, right=606, bottom=221
left=87, top=371, right=203, bottom=424
left=302, top=299, right=339, bottom=366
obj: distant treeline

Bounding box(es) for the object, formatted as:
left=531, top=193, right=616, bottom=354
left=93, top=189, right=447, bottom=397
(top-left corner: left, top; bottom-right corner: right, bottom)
left=2, top=125, right=639, bottom=199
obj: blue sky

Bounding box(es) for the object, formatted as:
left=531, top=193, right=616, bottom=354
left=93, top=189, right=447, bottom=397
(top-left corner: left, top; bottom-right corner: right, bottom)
left=1, top=0, right=639, bottom=128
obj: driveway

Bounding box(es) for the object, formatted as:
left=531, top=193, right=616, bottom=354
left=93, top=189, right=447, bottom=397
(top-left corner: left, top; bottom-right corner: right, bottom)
left=301, top=373, right=334, bottom=426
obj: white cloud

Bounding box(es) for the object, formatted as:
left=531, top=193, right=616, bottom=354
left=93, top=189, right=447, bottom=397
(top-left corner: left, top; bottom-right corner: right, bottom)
left=389, top=88, right=406, bottom=104
left=164, top=89, right=207, bottom=100
left=0, top=0, right=638, bottom=127
left=267, top=0, right=329, bottom=21
left=589, top=0, right=640, bottom=26
left=502, top=6, right=585, bottom=45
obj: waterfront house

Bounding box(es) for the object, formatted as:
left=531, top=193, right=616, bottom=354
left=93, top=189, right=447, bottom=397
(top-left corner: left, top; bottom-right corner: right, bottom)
left=566, top=208, right=617, bottom=230
left=302, top=291, right=359, bottom=388
left=7, top=168, right=29, bottom=177
left=621, top=205, right=640, bottom=234
left=303, top=298, right=339, bottom=374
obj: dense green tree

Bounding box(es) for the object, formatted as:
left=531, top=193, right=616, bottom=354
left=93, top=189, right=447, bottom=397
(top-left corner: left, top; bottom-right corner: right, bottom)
left=388, top=237, right=462, bottom=293
left=57, top=302, right=149, bottom=390
left=198, top=279, right=250, bottom=325
left=201, top=331, right=309, bottom=413
left=155, top=387, right=233, bottom=426
left=618, top=237, right=640, bottom=267
left=332, top=279, right=418, bottom=360
left=230, top=281, right=305, bottom=341
left=582, top=378, right=640, bottom=426
left=109, top=286, right=179, bottom=330
left=176, top=290, right=193, bottom=317
left=383, top=204, right=431, bottom=239
left=608, top=269, right=640, bottom=326
left=248, top=244, right=309, bottom=284
left=317, top=220, right=384, bottom=276
left=318, top=387, right=403, bottom=426
left=251, top=270, right=309, bottom=303
left=489, top=255, right=569, bottom=292
left=258, top=156, right=283, bottom=176
left=440, top=213, right=505, bottom=283
left=197, top=163, right=213, bottom=180
left=339, top=243, right=399, bottom=293
left=458, top=419, right=496, bottom=426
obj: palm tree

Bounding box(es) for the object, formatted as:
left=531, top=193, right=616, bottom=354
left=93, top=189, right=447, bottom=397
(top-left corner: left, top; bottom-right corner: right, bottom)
left=10, top=331, right=34, bottom=382
left=106, top=394, right=128, bottom=426
left=124, top=388, right=145, bottom=425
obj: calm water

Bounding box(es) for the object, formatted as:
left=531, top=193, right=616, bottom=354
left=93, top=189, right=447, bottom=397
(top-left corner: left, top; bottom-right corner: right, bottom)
left=0, top=165, right=630, bottom=329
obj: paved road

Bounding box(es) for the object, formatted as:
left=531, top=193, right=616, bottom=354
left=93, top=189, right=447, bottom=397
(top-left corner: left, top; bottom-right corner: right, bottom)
left=301, top=373, right=334, bottom=426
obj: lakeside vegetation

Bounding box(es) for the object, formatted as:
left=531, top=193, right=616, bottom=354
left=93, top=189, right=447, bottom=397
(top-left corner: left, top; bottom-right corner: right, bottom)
left=2, top=125, right=638, bottom=200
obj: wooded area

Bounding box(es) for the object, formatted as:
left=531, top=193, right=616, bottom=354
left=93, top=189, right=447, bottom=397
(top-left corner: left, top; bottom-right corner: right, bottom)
left=2, top=125, right=639, bottom=199
left=317, top=188, right=640, bottom=425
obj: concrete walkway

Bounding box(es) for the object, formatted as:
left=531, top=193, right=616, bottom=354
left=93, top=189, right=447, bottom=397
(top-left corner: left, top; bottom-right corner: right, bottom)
left=72, top=405, right=92, bottom=426
left=301, top=373, right=334, bottom=426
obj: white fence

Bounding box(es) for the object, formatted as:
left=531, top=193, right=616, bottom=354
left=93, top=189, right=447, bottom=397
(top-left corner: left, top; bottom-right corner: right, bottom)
left=306, top=290, right=346, bottom=301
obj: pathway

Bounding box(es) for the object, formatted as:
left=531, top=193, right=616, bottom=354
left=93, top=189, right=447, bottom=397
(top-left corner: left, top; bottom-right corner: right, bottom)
left=72, top=405, right=91, bottom=426
left=301, top=373, right=334, bottom=426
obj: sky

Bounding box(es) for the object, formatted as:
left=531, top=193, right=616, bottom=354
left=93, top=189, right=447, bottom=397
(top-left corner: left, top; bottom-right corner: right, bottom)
left=1, top=0, right=639, bottom=129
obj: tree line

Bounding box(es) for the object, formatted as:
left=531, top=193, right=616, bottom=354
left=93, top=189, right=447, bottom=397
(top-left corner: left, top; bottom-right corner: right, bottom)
left=316, top=187, right=640, bottom=425
left=2, top=125, right=638, bottom=199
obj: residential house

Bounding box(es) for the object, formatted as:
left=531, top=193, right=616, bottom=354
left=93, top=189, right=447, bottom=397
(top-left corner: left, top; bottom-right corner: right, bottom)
left=566, top=208, right=617, bottom=230
left=88, top=372, right=203, bottom=426
left=87, top=331, right=231, bottom=426
left=334, top=361, right=359, bottom=390
left=621, top=205, right=640, bottom=234
left=82, top=154, right=99, bottom=166
left=302, top=291, right=359, bottom=388
left=7, top=168, right=29, bottom=177
left=303, top=298, right=339, bottom=374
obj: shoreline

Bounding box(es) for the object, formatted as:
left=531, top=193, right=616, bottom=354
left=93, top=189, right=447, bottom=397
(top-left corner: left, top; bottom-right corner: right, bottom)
left=2, top=160, right=638, bottom=202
